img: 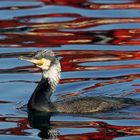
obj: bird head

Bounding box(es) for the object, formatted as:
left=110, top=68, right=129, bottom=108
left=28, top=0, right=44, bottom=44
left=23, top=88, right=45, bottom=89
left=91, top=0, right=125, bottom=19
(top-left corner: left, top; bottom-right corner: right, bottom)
left=19, top=50, right=57, bottom=71
left=19, top=50, right=61, bottom=89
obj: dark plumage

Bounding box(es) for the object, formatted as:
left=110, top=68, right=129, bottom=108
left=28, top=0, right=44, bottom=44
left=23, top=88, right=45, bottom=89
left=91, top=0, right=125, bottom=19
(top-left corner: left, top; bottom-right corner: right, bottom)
left=19, top=50, right=139, bottom=114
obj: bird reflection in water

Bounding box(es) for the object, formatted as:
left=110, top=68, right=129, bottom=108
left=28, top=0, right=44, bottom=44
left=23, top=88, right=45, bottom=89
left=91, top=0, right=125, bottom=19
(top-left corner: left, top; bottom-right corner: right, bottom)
left=28, top=111, right=135, bottom=140
left=28, top=112, right=59, bottom=140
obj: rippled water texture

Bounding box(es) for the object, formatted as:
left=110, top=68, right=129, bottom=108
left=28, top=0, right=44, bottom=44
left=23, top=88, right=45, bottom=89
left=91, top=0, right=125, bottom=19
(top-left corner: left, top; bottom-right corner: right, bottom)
left=1, top=0, right=140, bottom=140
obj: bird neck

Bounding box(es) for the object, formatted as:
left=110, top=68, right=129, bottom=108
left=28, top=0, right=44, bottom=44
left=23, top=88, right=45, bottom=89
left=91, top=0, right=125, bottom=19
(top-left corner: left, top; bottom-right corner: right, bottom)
left=28, top=61, right=61, bottom=112
left=28, top=77, right=53, bottom=111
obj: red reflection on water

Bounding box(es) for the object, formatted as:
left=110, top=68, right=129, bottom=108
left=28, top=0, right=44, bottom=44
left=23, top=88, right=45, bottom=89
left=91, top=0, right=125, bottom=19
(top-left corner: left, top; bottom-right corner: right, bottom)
left=0, top=117, right=30, bottom=136
left=58, top=50, right=140, bottom=71
left=0, top=10, right=140, bottom=47
left=1, top=50, right=140, bottom=73
left=113, top=29, right=140, bottom=45
left=0, top=116, right=140, bottom=139
left=1, top=27, right=140, bottom=47
left=39, top=0, right=140, bottom=10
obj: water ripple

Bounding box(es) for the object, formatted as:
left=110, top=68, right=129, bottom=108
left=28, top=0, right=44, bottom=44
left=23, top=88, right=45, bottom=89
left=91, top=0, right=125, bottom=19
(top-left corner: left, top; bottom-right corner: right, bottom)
left=0, top=0, right=140, bottom=139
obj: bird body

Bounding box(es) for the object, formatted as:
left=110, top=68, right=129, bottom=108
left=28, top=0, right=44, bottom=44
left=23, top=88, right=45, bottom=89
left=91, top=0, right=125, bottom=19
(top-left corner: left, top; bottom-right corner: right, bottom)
left=20, top=50, right=139, bottom=114
left=54, top=96, right=138, bottom=114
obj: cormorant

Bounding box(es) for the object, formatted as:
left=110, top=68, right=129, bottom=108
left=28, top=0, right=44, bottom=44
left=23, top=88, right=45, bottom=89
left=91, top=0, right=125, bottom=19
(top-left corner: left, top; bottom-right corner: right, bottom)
left=19, top=50, right=139, bottom=114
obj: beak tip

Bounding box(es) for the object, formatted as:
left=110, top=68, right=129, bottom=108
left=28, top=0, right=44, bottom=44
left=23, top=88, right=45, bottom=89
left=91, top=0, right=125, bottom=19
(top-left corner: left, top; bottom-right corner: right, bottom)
left=19, top=56, right=26, bottom=61
left=19, top=56, right=23, bottom=59
left=18, top=56, right=28, bottom=62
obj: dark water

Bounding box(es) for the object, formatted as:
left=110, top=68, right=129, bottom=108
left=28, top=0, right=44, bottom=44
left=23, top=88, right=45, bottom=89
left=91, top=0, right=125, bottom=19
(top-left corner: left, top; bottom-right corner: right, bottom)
left=1, top=0, right=140, bottom=139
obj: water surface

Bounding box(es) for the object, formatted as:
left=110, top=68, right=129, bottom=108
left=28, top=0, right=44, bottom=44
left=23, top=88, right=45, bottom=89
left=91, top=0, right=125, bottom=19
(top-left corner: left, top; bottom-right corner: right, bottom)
left=0, top=0, right=140, bottom=139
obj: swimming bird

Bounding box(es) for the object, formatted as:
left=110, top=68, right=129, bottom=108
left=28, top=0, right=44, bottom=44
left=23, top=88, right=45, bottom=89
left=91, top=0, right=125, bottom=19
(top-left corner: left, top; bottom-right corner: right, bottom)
left=19, top=50, right=139, bottom=114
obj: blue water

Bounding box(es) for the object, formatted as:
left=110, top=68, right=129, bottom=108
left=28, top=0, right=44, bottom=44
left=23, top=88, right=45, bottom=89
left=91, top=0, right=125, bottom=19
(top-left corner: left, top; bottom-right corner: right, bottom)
left=0, top=0, right=140, bottom=139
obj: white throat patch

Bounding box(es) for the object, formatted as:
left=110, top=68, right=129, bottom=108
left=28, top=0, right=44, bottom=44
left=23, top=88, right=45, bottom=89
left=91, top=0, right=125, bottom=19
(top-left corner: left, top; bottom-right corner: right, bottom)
left=43, top=59, right=61, bottom=90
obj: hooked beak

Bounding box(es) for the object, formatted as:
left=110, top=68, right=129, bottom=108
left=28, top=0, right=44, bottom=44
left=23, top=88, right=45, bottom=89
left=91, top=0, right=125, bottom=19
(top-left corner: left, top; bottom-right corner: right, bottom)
left=19, top=56, right=51, bottom=70
left=19, top=56, right=37, bottom=64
